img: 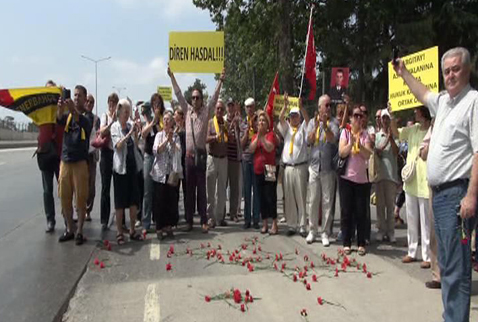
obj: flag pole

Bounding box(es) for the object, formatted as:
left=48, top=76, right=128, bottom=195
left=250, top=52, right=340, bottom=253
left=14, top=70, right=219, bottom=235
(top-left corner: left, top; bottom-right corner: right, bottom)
left=299, top=5, right=314, bottom=98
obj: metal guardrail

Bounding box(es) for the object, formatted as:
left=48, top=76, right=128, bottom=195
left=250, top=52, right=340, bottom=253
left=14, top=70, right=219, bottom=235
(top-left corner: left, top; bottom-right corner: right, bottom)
left=0, top=119, right=38, bottom=133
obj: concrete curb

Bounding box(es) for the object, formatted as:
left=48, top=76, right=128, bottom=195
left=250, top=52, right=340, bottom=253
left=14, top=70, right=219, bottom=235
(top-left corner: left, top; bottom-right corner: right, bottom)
left=0, top=141, right=37, bottom=149
left=53, top=244, right=97, bottom=322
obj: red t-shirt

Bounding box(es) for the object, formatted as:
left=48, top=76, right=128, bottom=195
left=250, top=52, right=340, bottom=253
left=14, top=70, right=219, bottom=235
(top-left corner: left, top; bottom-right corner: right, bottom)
left=253, top=131, right=276, bottom=175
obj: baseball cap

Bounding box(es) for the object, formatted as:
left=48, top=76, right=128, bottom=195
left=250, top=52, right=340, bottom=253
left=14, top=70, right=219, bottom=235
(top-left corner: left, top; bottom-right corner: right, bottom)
left=289, top=107, right=300, bottom=115
left=244, top=98, right=255, bottom=107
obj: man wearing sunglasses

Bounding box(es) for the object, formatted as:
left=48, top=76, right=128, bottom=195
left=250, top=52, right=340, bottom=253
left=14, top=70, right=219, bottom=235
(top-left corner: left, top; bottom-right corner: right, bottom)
left=168, top=67, right=225, bottom=234
left=394, top=47, right=478, bottom=322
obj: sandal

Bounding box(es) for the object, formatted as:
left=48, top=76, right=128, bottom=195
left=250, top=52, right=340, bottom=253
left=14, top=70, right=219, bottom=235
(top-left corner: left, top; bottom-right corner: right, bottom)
left=343, top=247, right=352, bottom=255
left=358, top=247, right=366, bottom=256
left=129, top=232, right=144, bottom=242
left=269, top=229, right=278, bottom=235
left=116, top=233, right=125, bottom=245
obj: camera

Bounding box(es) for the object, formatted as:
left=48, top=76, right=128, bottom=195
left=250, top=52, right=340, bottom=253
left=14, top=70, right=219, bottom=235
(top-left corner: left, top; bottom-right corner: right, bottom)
left=62, top=88, right=71, bottom=100
left=392, top=47, right=399, bottom=66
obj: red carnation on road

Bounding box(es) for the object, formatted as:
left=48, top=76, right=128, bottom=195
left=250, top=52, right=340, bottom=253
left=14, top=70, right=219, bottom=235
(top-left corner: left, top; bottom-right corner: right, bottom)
left=166, top=263, right=172, bottom=271
left=317, top=297, right=323, bottom=305
left=233, top=289, right=242, bottom=304
left=205, top=296, right=211, bottom=302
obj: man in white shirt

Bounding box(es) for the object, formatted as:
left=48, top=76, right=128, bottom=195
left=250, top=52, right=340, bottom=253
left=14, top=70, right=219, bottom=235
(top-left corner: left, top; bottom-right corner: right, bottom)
left=278, top=95, right=310, bottom=236
left=393, top=47, right=478, bottom=322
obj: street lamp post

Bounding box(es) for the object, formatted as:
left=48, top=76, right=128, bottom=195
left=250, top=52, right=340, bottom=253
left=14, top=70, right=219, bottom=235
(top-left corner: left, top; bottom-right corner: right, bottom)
left=81, top=55, right=111, bottom=115
left=112, top=86, right=127, bottom=97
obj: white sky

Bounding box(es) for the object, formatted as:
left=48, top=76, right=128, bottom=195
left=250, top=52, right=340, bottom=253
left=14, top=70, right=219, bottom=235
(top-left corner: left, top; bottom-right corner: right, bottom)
left=0, top=0, right=218, bottom=123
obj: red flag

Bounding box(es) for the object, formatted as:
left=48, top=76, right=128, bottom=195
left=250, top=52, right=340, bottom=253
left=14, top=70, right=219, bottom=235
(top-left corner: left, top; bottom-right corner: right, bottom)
left=265, top=72, right=279, bottom=131
left=303, top=13, right=316, bottom=100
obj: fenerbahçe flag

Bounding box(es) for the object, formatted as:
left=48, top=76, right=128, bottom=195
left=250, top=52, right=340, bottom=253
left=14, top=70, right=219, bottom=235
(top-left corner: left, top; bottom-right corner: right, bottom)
left=0, top=87, right=61, bottom=125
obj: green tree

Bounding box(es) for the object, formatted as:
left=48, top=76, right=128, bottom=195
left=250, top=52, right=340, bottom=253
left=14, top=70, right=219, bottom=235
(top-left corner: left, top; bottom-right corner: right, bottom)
left=193, top=0, right=478, bottom=119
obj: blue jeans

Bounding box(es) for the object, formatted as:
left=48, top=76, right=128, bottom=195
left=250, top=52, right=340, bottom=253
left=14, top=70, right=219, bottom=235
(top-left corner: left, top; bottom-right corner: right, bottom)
left=432, top=181, right=477, bottom=322
left=242, top=161, right=260, bottom=225
left=142, top=153, right=154, bottom=229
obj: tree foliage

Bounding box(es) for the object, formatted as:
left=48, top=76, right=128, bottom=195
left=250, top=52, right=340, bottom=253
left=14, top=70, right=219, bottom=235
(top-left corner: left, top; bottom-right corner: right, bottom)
left=194, top=0, right=478, bottom=119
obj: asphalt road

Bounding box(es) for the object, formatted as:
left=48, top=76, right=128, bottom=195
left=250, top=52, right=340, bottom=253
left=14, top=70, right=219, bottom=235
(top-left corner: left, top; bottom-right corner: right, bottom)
left=0, top=148, right=100, bottom=322
left=1, top=148, right=478, bottom=322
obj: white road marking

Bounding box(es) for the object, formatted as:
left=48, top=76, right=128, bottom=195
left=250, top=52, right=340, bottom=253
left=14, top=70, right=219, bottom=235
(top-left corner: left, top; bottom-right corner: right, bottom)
left=150, top=240, right=160, bottom=261
left=0, top=147, right=36, bottom=153
left=144, top=284, right=160, bottom=322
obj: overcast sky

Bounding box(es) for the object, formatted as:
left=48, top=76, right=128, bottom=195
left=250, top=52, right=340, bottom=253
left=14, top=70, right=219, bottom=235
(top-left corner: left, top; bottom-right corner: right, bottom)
left=0, top=0, right=217, bottom=123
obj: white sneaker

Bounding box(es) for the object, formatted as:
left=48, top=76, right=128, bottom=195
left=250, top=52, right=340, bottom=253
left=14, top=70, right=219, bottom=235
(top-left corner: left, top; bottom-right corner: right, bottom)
left=376, top=232, right=383, bottom=242
left=389, top=233, right=396, bottom=243
left=321, top=233, right=330, bottom=247
left=306, top=232, right=317, bottom=244
left=135, top=220, right=142, bottom=228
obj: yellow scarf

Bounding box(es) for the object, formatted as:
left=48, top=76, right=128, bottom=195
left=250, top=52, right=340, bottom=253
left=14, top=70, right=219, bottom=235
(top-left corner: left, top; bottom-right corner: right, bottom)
left=213, top=115, right=228, bottom=143
left=352, top=131, right=360, bottom=154
left=316, top=119, right=329, bottom=145
left=289, top=126, right=298, bottom=155
left=247, top=115, right=254, bottom=139
left=64, top=114, right=86, bottom=140
left=158, top=114, right=164, bottom=130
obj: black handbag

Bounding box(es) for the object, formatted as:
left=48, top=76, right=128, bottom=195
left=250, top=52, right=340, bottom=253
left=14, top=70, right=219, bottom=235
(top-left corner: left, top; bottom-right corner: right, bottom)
left=191, top=117, right=207, bottom=171
left=36, top=141, right=59, bottom=172
left=333, top=129, right=350, bottom=176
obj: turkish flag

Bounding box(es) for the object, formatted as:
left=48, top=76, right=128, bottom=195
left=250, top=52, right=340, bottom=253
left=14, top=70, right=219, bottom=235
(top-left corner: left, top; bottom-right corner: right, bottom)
left=265, top=72, right=279, bottom=131
left=303, top=17, right=316, bottom=101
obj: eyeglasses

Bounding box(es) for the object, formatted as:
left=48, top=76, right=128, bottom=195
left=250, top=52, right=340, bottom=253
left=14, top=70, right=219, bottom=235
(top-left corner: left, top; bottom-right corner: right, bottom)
left=353, top=113, right=364, bottom=119
left=192, top=96, right=201, bottom=101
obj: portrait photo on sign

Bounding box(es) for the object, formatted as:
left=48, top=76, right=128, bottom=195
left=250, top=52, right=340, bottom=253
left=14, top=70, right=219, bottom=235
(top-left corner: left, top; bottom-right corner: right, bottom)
left=329, top=67, right=350, bottom=104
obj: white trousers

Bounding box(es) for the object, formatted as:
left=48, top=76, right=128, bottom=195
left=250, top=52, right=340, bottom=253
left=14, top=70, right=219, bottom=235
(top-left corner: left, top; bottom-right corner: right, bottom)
left=206, top=156, right=228, bottom=222
left=284, top=164, right=308, bottom=230
left=405, top=192, right=431, bottom=262
left=308, top=170, right=335, bottom=236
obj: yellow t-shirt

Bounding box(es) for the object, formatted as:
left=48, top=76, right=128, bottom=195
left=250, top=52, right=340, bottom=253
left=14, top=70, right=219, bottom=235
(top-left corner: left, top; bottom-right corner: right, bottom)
left=399, top=124, right=429, bottom=199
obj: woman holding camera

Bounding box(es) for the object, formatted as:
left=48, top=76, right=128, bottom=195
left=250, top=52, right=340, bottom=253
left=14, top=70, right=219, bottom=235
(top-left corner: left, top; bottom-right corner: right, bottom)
left=151, top=111, right=182, bottom=240
left=111, top=99, right=144, bottom=244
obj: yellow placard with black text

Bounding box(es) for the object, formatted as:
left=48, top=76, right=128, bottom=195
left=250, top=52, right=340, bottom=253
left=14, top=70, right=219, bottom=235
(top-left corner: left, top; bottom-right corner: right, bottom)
left=388, top=46, right=439, bottom=111
left=169, top=31, right=224, bottom=73
left=273, top=95, right=299, bottom=116
left=157, top=86, right=172, bottom=101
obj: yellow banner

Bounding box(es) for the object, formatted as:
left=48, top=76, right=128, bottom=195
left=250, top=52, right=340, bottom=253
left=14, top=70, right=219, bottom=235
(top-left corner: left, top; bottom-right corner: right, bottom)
left=0, top=87, right=61, bottom=125
left=169, top=31, right=224, bottom=73
left=388, top=46, right=439, bottom=112
left=273, top=95, right=299, bottom=116
left=157, top=86, right=172, bottom=101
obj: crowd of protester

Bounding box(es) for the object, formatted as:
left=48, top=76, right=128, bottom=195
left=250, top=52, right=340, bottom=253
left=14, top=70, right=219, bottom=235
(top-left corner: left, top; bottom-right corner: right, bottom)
left=34, top=46, right=478, bottom=322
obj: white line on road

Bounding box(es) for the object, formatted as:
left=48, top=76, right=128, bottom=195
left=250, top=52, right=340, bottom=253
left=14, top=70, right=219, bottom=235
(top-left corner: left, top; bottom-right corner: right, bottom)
left=144, top=284, right=160, bottom=322
left=150, top=240, right=160, bottom=261
left=0, top=147, right=36, bottom=153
